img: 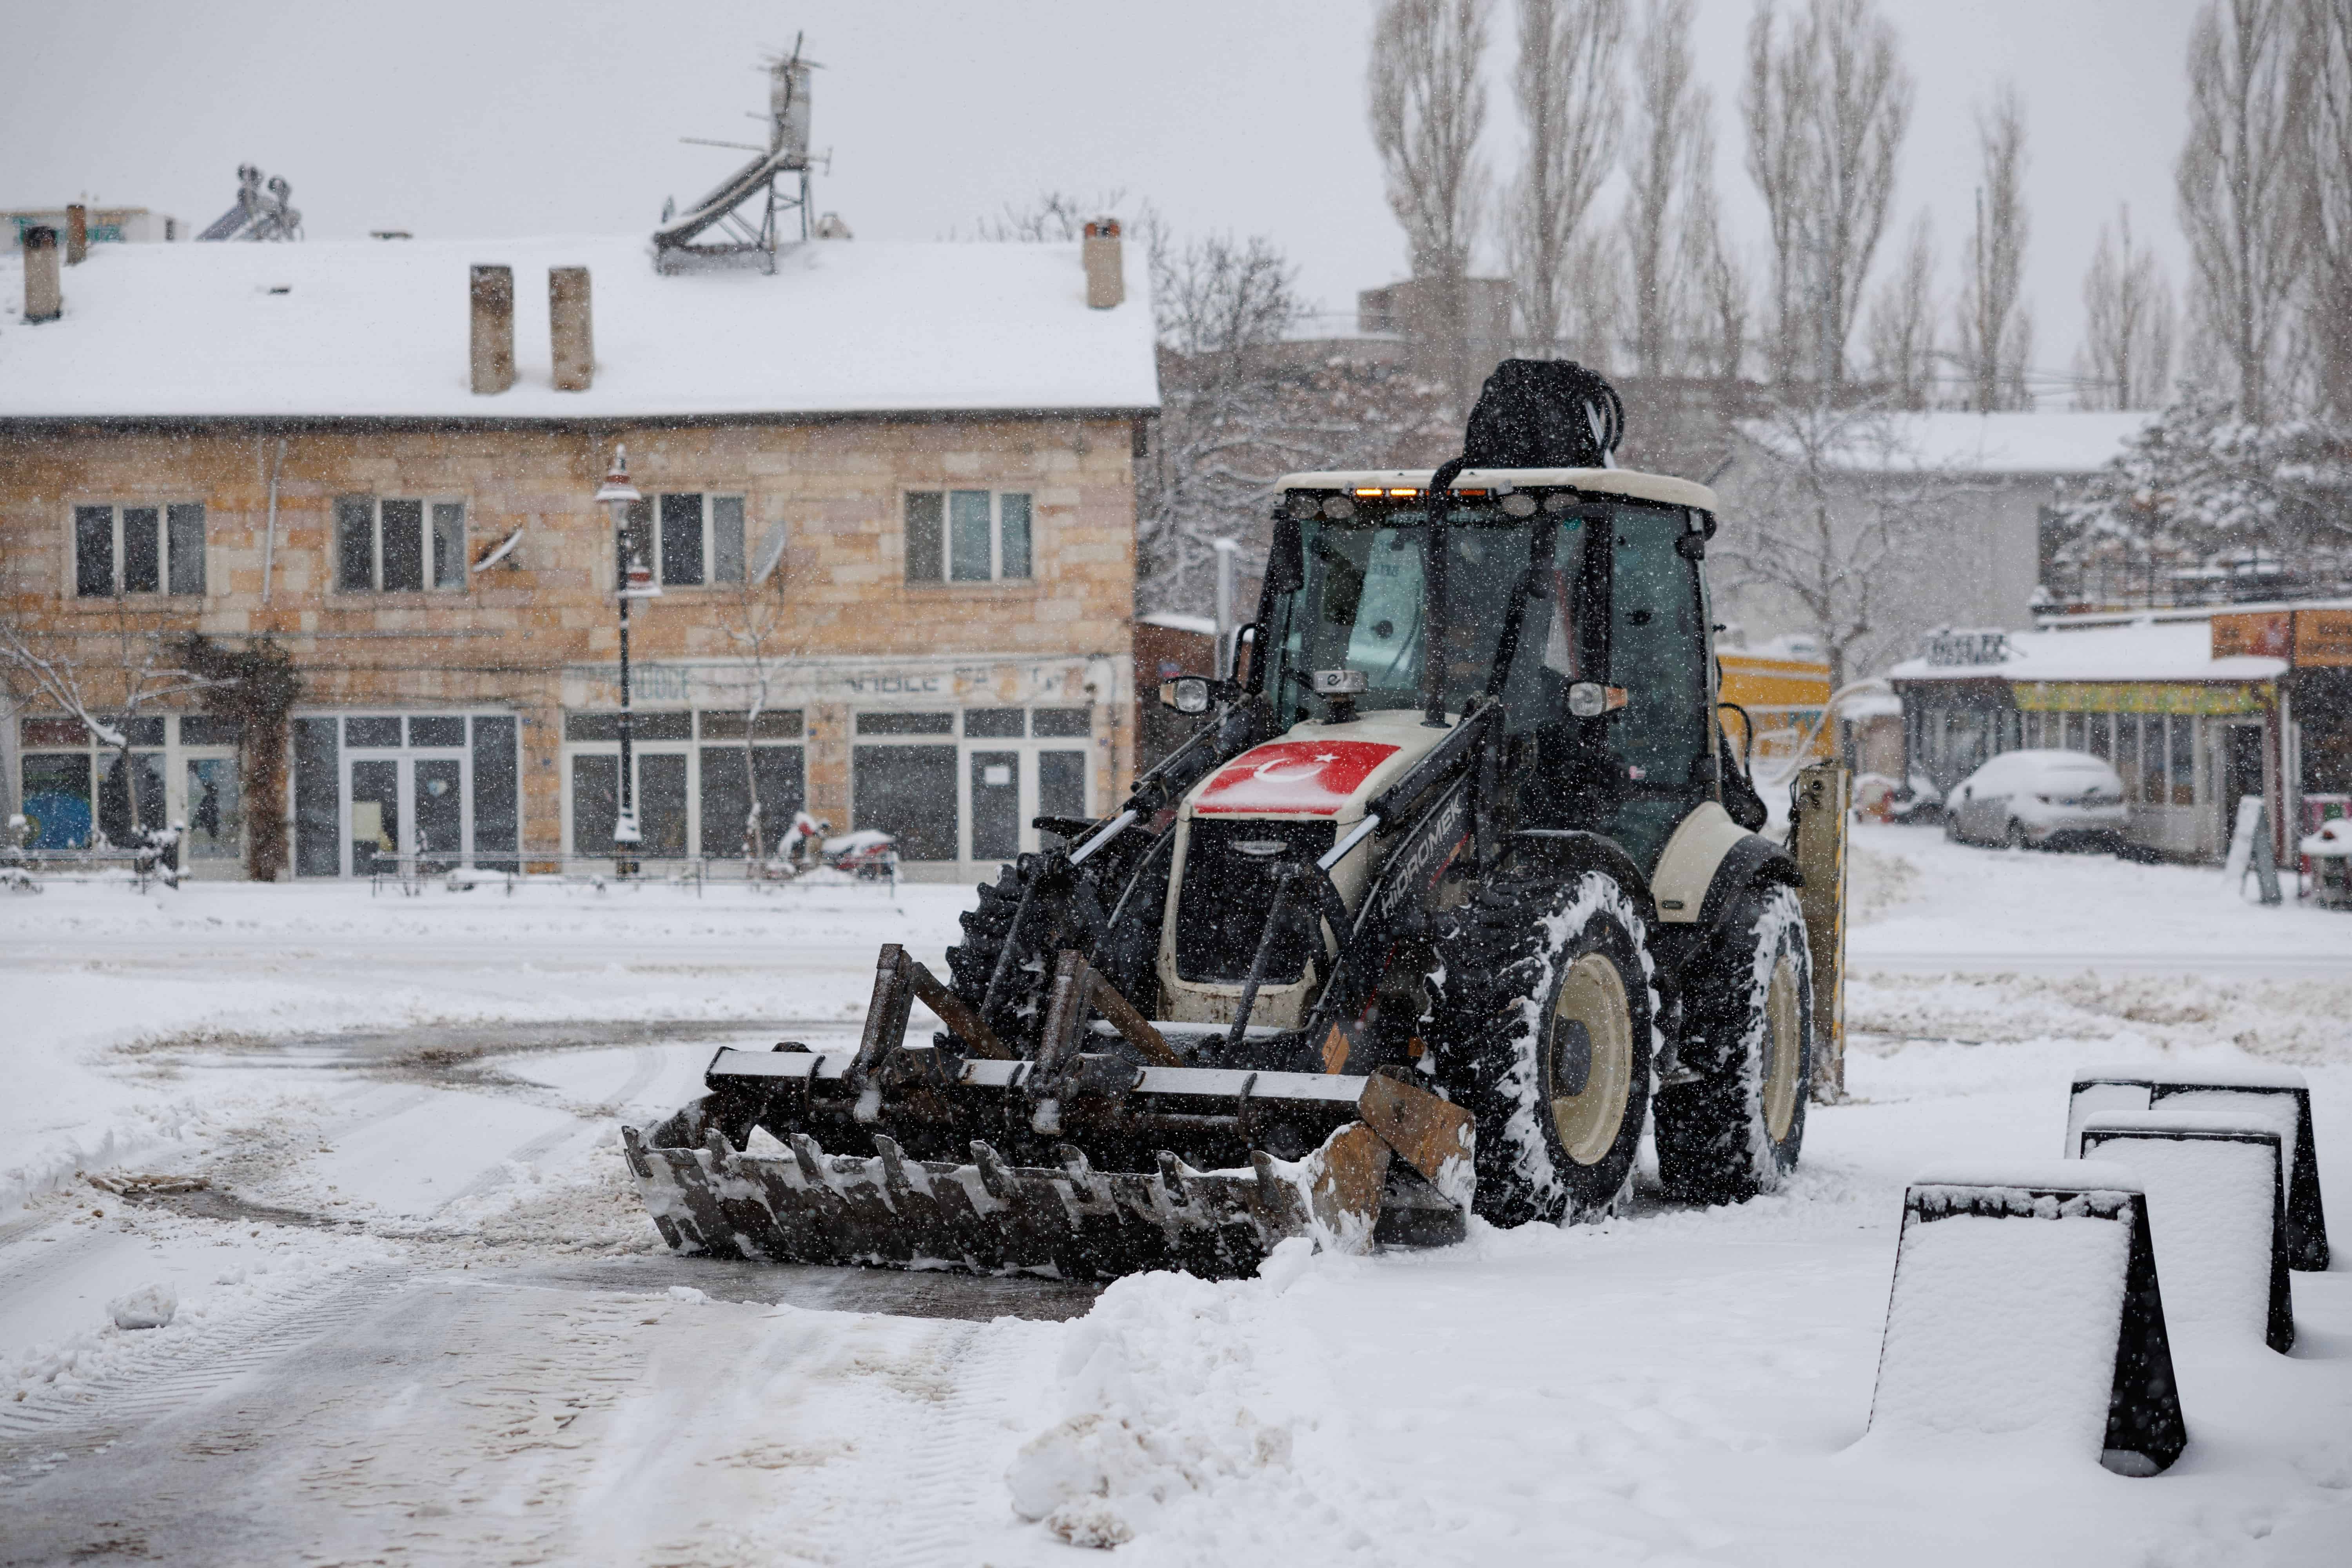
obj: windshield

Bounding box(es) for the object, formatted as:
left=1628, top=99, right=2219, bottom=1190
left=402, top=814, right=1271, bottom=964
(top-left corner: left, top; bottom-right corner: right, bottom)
left=1266, top=507, right=1579, bottom=728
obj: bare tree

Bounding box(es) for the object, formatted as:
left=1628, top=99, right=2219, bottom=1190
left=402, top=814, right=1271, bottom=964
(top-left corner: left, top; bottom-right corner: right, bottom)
left=1622, top=0, right=1705, bottom=376
left=1951, top=83, right=2033, bottom=411
left=2292, top=1, right=2352, bottom=420
left=1508, top=0, right=1624, bottom=360
left=1715, top=397, right=1966, bottom=688
left=2075, top=205, right=2176, bottom=410
left=2178, top=0, right=2302, bottom=423
left=1679, top=131, right=1751, bottom=381
left=960, top=189, right=1131, bottom=242
left=1371, top=0, right=1495, bottom=394
left=1742, top=0, right=1914, bottom=388
left=1138, top=232, right=1321, bottom=613
left=715, top=564, right=795, bottom=868
left=1864, top=209, right=1935, bottom=408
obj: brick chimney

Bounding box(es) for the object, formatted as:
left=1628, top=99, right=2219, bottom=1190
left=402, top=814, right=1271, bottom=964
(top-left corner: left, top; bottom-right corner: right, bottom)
left=470, top=265, right=515, bottom=394
left=549, top=267, right=592, bottom=392
left=65, top=205, right=88, bottom=265
left=22, top=226, right=61, bottom=323
left=1083, top=218, right=1123, bottom=310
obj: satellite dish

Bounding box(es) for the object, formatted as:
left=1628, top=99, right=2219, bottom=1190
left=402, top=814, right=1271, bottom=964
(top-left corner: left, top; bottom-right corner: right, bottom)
left=751, top=523, right=788, bottom=585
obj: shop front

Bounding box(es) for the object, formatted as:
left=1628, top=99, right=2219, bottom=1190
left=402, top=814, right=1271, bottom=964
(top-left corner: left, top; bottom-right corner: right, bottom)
left=13, top=712, right=246, bottom=877
left=1892, top=618, right=2289, bottom=864
left=558, top=653, right=1123, bottom=881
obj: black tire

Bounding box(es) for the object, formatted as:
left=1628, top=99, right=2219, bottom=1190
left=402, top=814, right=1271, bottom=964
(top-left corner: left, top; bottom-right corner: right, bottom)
left=1654, top=882, right=1812, bottom=1204
left=1428, top=868, right=1657, bottom=1227
left=2004, top=817, right=2029, bottom=850
left=946, top=863, right=1052, bottom=1048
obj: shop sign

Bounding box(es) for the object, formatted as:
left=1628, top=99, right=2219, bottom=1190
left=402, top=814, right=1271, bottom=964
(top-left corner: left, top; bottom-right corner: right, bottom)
left=2294, top=608, right=2352, bottom=668
left=2014, top=681, right=2267, bottom=715
left=1923, top=628, right=2009, bottom=666
left=2212, top=610, right=2292, bottom=660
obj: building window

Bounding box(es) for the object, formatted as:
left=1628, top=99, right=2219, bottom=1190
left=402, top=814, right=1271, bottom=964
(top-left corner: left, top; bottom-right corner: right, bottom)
left=904, top=490, right=1033, bottom=583
left=626, top=493, right=746, bottom=588
left=560, top=708, right=804, bottom=860
left=72, top=503, right=205, bottom=597
left=16, top=711, right=239, bottom=867
left=337, top=496, right=466, bottom=592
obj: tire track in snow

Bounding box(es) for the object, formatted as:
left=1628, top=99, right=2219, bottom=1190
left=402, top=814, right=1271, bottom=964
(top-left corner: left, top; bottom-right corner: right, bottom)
left=790, top=1319, right=1056, bottom=1568
left=0, top=1265, right=406, bottom=1469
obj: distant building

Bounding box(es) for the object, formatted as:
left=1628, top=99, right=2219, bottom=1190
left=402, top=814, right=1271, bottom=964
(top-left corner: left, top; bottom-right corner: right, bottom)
left=1889, top=600, right=2352, bottom=864
left=5, top=207, right=178, bottom=250
left=1711, top=410, right=2156, bottom=681
left=0, top=232, right=1158, bottom=880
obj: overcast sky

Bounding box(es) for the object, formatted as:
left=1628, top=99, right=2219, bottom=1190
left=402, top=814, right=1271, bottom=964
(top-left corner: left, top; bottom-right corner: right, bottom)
left=9, top=0, right=2198, bottom=401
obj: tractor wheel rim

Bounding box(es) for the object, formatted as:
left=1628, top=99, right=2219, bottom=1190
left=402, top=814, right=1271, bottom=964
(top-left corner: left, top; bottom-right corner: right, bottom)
left=1551, top=953, right=1633, bottom=1165
left=1763, top=953, right=1802, bottom=1143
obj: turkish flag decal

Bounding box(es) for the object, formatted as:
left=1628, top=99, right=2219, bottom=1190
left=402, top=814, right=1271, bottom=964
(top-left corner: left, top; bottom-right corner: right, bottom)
left=1194, top=740, right=1401, bottom=816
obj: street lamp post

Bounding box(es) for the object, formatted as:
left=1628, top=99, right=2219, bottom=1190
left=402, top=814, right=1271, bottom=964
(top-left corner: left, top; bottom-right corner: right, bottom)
left=596, top=446, right=655, bottom=875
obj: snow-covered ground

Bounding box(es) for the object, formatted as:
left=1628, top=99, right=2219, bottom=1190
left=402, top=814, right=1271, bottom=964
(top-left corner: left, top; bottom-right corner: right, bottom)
left=1, top=827, right=2346, bottom=1566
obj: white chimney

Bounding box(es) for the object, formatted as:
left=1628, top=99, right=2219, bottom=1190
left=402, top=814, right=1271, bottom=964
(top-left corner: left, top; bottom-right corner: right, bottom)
left=1083, top=218, right=1123, bottom=310
left=550, top=267, right=592, bottom=392
left=470, top=265, right=515, bottom=395
left=22, top=226, right=61, bottom=323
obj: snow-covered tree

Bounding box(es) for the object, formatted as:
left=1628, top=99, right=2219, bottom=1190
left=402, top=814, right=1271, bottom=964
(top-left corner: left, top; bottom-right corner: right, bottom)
left=2050, top=396, right=2352, bottom=598
left=1371, top=0, right=1495, bottom=397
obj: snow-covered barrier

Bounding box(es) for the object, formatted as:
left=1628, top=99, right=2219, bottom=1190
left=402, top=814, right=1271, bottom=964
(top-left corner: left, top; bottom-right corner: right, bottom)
left=1867, top=1161, right=2187, bottom=1477
left=2067, top=1062, right=2328, bottom=1271
left=2077, top=1110, right=2294, bottom=1354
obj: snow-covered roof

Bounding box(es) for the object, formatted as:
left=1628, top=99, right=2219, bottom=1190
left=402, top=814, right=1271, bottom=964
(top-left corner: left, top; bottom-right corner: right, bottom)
left=1138, top=612, right=1218, bottom=637
left=1889, top=619, right=2287, bottom=684
left=1745, top=410, right=2155, bottom=476
left=0, top=234, right=1160, bottom=422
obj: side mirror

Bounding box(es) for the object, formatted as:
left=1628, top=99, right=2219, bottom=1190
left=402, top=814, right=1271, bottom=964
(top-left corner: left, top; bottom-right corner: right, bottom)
left=1160, top=677, right=1213, bottom=715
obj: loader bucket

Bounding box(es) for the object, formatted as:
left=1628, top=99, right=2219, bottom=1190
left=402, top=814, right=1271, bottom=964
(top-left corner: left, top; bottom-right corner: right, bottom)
left=622, top=1048, right=1474, bottom=1281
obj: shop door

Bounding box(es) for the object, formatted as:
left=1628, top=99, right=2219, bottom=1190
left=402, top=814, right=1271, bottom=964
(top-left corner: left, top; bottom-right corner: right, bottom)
left=970, top=751, right=1020, bottom=860
left=344, top=748, right=471, bottom=875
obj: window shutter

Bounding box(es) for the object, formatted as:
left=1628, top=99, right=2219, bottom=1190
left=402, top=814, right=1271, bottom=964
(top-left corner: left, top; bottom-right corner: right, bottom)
left=336, top=497, right=376, bottom=591
left=711, top=496, right=746, bottom=583
left=904, top=492, right=944, bottom=582
left=167, top=504, right=207, bottom=595
left=1000, top=493, right=1033, bottom=579
left=74, top=506, right=115, bottom=597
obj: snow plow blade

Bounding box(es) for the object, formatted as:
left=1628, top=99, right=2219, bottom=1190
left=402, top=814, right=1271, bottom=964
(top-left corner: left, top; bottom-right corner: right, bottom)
left=622, top=1048, right=1474, bottom=1281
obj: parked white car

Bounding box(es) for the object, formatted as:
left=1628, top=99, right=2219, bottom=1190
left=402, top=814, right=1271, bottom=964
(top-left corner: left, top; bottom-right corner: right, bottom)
left=1943, top=750, right=2129, bottom=850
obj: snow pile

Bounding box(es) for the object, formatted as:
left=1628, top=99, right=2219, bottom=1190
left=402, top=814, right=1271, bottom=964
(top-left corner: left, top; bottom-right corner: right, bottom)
left=105, top=1282, right=176, bottom=1330
left=2079, top=1112, right=2285, bottom=1344
left=1007, top=1240, right=1370, bottom=1555
left=1866, top=1206, right=2131, bottom=1461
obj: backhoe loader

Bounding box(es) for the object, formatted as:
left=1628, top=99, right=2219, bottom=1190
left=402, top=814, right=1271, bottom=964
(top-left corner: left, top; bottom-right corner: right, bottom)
left=625, top=360, right=1849, bottom=1279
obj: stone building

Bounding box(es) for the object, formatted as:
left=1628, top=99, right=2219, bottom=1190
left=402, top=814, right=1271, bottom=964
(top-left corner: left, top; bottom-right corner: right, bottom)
left=0, top=230, right=1158, bottom=880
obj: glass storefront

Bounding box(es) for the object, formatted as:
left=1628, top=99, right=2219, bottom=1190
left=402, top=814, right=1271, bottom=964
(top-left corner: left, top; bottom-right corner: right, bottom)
left=561, top=708, right=805, bottom=862
left=290, top=711, right=519, bottom=877
left=15, top=713, right=241, bottom=873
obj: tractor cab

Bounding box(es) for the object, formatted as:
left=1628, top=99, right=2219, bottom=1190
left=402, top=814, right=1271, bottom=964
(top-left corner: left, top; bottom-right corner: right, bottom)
left=1250, top=468, right=1726, bottom=875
